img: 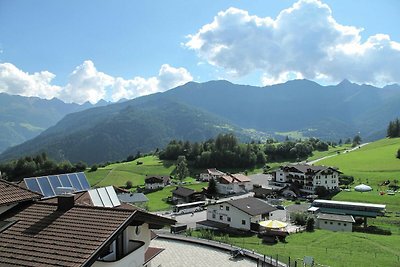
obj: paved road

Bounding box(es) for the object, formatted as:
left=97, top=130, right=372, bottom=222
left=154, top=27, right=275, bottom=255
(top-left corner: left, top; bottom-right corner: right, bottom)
left=308, top=142, right=369, bottom=165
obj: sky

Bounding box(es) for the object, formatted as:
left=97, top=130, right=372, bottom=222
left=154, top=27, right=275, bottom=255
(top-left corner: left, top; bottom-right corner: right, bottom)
left=0, top=0, right=399, bottom=104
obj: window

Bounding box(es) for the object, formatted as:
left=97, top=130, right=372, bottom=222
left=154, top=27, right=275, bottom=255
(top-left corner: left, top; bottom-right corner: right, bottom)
left=226, top=206, right=230, bottom=211
left=330, top=222, right=333, bottom=225
left=220, top=215, right=223, bottom=220
left=212, top=214, right=216, bottom=219
left=242, top=220, right=246, bottom=225
left=325, top=181, right=328, bottom=184
left=344, top=223, right=347, bottom=226
left=219, top=205, right=223, bottom=210
left=338, top=223, right=341, bottom=226
left=324, top=221, right=327, bottom=224
left=227, top=217, right=231, bottom=222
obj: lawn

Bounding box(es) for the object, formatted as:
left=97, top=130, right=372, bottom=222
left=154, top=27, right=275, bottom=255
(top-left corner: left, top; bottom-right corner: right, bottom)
left=85, top=155, right=176, bottom=187
left=307, top=144, right=352, bottom=161
left=194, top=229, right=400, bottom=267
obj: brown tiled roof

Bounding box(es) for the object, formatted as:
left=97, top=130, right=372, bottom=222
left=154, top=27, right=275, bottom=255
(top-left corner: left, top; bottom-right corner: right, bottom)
left=40, top=191, right=93, bottom=206
left=0, top=179, right=41, bottom=206
left=0, top=202, right=175, bottom=267
left=219, top=173, right=250, bottom=184
left=144, top=247, right=164, bottom=265
left=231, top=173, right=251, bottom=182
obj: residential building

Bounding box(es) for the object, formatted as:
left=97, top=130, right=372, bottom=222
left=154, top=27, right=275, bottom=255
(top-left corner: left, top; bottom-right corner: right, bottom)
left=316, top=213, right=355, bottom=232
left=198, top=197, right=285, bottom=231
left=0, top=178, right=175, bottom=267
left=272, top=164, right=341, bottom=194
left=171, top=186, right=205, bottom=204
left=216, top=173, right=252, bottom=195
left=144, top=175, right=171, bottom=190
left=199, top=168, right=226, bottom=181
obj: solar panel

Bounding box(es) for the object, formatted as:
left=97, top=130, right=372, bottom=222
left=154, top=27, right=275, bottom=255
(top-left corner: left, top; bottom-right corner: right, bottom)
left=68, top=173, right=83, bottom=191
left=97, top=187, right=113, bottom=207
left=77, top=172, right=91, bottom=190
left=37, top=177, right=55, bottom=197
left=24, top=178, right=41, bottom=194
left=88, top=189, right=103, bottom=206
left=48, top=175, right=62, bottom=190
left=106, top=186, right=121, bottom=206
left=59, top=174, right=72, bottom=188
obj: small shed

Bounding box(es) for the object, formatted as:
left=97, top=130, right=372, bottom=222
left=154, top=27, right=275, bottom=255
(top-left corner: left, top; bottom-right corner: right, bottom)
left=316, top=213, right=355, bottom=232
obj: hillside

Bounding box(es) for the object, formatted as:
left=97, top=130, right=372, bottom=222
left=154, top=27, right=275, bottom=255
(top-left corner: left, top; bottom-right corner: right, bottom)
left=0, top=97, right=263, bottom=164
left=0, top=93, right=103, bottom=153
left=2, top=79, right=400, bottom=164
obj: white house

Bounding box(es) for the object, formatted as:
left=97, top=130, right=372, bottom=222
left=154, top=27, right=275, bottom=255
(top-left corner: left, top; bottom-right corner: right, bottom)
left=144, top=175, right=171, bottom=190
left=316, top=213, right=355, bottom=232
left=216, top=173, right=252, bottom=195
left=199, top=168, right=226, bottom=181
left=273, top=164, right=341, bottom=194
left=199, top=197, right=285, bottom=231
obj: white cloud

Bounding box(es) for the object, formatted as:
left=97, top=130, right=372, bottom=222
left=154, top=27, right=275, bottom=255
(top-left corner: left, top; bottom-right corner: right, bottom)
left=186, top=0, right=400, bottom=85
left=0, top=61, right=193, bottom=104
left=0, top=62, right=61, bottom=99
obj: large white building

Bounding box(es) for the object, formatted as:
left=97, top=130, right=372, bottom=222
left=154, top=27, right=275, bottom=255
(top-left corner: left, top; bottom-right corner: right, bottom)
left=273, top=164, right=341, bottom=194
left=216, top=173, right=252, bottom=195
left=199, top=197, right=286, bottom=231
left=199, top=168, right=226, bottom=181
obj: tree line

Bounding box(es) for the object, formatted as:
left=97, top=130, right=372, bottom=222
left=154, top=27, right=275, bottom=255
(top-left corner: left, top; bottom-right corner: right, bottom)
left=387, top=118, right=400, bottom=138
left=0, top=153, right=87, bottom=182
left=159, top=133, right=331, bottom=168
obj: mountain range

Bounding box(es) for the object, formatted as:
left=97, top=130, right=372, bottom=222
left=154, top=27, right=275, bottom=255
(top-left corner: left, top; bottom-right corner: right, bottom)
left=1, top=79, right=400, bottom=164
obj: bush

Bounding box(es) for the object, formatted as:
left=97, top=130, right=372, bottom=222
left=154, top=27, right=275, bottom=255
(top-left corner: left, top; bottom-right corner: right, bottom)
left=90, top=164, right=98, bottom=172
left=397, top=148, right=400, bottom=159
left=353, top=226, right=391, bottom=235
left=292, top=212, right=308, bottom=226
left=306, top=217, right=315, bottom=231
left=199, top=229, right=214, bottom=240
left=125, top=180, right=133, bottom=189
left=339, top=175, right=354, bottom=186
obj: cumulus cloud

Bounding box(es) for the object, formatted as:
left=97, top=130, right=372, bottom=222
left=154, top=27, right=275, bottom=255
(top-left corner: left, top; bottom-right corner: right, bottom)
left=0, top=61, right=193, bottom=104
left=186, top=0, right=400, bottom=86
left=0, top=63, right=61, bottom=99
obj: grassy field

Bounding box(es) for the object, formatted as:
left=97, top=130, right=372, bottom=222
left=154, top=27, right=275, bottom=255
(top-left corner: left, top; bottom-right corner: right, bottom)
left=85, top=156, right=176, bottom=187
left=215, top=230, right=400, bottom=267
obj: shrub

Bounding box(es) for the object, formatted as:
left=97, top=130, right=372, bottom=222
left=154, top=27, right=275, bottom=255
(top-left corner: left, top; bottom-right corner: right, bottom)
left=339, top=175, right=354, bottom=186
left=89, top=164, right=98, bottom=172
left=292, top=212, right=308, bottom=226
left=125, top=180, right=133, bottom=189
left=199, top=229, right=214, bottom=240
left=306, top=217, right=315, bottom=232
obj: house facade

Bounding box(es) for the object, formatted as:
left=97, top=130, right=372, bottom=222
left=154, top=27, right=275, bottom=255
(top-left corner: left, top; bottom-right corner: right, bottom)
left=199, top=168, right=226, bottom=181
left=171, top=186, right=205, bottom=204
left=144, top=175, right=170, bottom=190
left=216, top=173, right=252, bottom=195
left=201, top=197, right=281, bottom=231
left=273, top=164, right=341, bottom=194
left=316, top=213, right=354, bottom=232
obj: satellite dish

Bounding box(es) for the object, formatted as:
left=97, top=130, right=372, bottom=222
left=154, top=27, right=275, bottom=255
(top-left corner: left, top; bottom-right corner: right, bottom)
left=354, top=184, right=372, bottom=192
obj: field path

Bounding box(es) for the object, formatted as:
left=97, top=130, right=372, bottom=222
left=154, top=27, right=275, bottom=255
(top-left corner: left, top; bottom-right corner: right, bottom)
left=309, top=143, right=369, bottom=165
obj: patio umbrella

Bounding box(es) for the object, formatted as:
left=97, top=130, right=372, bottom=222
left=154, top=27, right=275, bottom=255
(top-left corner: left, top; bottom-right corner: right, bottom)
left=354, top=184, right=372, bottom=192
left=259, top=220, right=288, bottom=229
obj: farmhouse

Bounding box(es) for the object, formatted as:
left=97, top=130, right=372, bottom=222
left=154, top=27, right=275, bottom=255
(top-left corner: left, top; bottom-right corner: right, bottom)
left=198, top=197, right=285, bottom=231
left=216, top=173, right=252, bottom=195
left=0, top=178, right=175, bottom=267
left=199, top=168, right=226, bottom=181
left=272, top=164, right=341, bottom=194
left=144, top=175, right=171, bottom=190
left=171, top=186, right=205, bottom=204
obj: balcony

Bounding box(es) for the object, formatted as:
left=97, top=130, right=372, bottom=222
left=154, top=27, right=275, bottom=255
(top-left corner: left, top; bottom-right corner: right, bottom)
left=94, top=240, right=146, bottom=267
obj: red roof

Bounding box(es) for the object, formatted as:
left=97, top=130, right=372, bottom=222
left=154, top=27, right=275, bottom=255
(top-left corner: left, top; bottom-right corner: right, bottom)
left=0, top=179, right=41, bottom=206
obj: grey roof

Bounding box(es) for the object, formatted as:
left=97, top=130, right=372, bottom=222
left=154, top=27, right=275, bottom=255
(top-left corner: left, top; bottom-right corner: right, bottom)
left=317, top=213, right=355, bottom=223
left=227, top=197, right=277, bottom=216
left=118, top=192, right=149, bottom=203
left=283, top=164, right=341, bottom=174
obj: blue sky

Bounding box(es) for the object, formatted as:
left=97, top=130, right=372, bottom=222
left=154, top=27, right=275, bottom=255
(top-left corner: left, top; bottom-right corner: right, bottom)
left=0, top=0, right=399, bottom=103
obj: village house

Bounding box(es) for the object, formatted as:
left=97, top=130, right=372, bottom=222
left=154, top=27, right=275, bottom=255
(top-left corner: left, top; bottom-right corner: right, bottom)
left=171, top=186, right=205, bottom=204
left=0, top=177, right=175, bottom=267
left=199, top=168, right=226, bottom=181
left=198, top=197, right=286, bottom=231
left=144, top=175, right=171, bottom=190
left=272, top=164, right=341, bottom=194
left=216, top=173, right=252, bottom=195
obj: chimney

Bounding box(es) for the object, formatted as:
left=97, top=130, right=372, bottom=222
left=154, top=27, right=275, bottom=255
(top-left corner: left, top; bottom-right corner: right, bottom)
left=57, top=194, right=75, bottom=211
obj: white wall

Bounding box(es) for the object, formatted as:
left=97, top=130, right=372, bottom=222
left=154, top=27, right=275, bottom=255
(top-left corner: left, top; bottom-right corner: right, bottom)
left=145, top=183, right=164, bottom=190
left=275, top=170, right=286, bottom=182
left=269, top=210, right=287, bottom=222
left=313, top=171, right=339, bottom=190
left=317, top=219, right=352, bottom=232
left=207, top=203, right=253, bottom=231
